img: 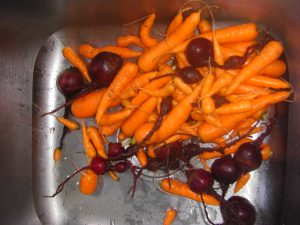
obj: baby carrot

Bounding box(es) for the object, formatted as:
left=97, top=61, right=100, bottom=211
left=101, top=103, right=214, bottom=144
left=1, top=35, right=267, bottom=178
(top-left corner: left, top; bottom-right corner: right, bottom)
left=166, top=13, right=183, bottom=36
left=53, top=148, right=62, bottom=162
left=95, top=62, right=138, bottom=124
left=173, top=77, right=192, bottom=94
left=87, top=126, right=108, bottom=159
left=108, top=170, right=119, bottom=181
left=140, top=83, right=175, bottom=97
left=71, top=88, right=106, bottom=118
left=136, top=148, right=148, bottom=167
left=259, top=59, right=286, bottom=77
left=198, top=19, right=211, bottom=34
left=140, top=13, right=158, bottom=48
left=79, top=169, right=98, bottom=195
left=163, top=208, right=177, bottom=225
left=203, top=72, right=233, bottom=98
left=246, top=75, right=289, bottom=89
left=201, top=97, right=216, bottom=114
left=62, top=47, right=91, bottom=82
left=161, top=178, right=220, bottom=206
left=226, top=41, right=284, bottom=94
left=99, top=108, right=134, bottom=126
left=116, top=35, right=145, bottom=48
left=79, top=44, right=141, bottom=59
left=56, top=116, right=79, bottom=130
left=101, top=121, right=124, bottom=136
left=175, top=52, right=191, bottom=68
left=260, top=143, right=273, bottom=160
left=215, top=100, right=253, bottom=115
left=234, top=173, right=251, bottom=193
left=82, top=120, right=97, bottom=158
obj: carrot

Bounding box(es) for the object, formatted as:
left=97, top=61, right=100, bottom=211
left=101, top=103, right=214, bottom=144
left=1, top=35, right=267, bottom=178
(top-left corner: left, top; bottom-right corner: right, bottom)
left=197, top=91, right=290, bottom=142
left=79, top=44, right=141, bottom=59
left=200, top=158, right=211, bottom=172
left=79, top=169, right=98, bottom=195
left=213, top=33, right=224, bottom=66
left=226, top=89, right=272, bottom=102
left=121, top=71, right=158, bottom=99
left=172, top=88, right=186, bottom=102
left=136, top=148, right=148, bottom=167
left=234, top=173, right=251, bottom=193
left=121, top=97, right=158, bottom=137
left=201, top=73, right=215, bottom=97
left=138, top=11, right=201, bottom=72
left=163, top=208, right=177, bottom=225
left=161, top=178, right=220, bottom=206
left=118, top=132, right=126, bottom=141
left=201, top=97, right=216, bottom=114
left=95, top=62, right=138, bottom=124
left=82, top=121, right=97, bottom=158
left=190, top=111, right=203, bottom=121
left=147, top=146, right=157, bottom=158
left=238, top=126, right=263, bottom=137
left=108, top=170, right=119, bottom=181
left=135, top=81, right=203, bottom=144
left=134, top=122, right=154, bottom=144
left=87, top=126, right=108, bottom=159
left=199, top=138, right=252, bottom=160
left=202, top=114, right=222, bottom=127
left=175, top=52, right=190, bottom=68
left=139, top=83, right=175, bottom=97
left=260, top=143, right=273, bottom=160
left=203, top=72, right=233, bottom=98
left=101, top=121, right=124, bottom=136
left=246, top=75, right=289, bottom=89
left=259, top=59, right=286, bottom=77
left=131, top=76, right=172, bottom=106
left=99, top=108, right=133, bottom=126
left=148, top=113, right=158, bottom=123
left=116, top=35, right=145, bottom=48
left=234, top=84, right=270, bottom=95
left=140, top=13, right=158, bottom=48
left=164, top=134, right=191, bottom=144
left=223, top=41, right=256, bottom=52
left=198, top=19, right=211, bottom=34
left=173, top=77, right=193, bottom=94
left=226, top=41, right=284, bottom=94
left=215, top=100, right=252, bottom=115
left=56, top=116, right=79, bottom=130
left=53, top=148, right=62, bottom=162
left=71, top=89, right=106, bottom=118
left=172, top=23, right=258, bottom=53
left=62, top=47, right=91, bottom=82
left=166, top=13, right=183, bottom=36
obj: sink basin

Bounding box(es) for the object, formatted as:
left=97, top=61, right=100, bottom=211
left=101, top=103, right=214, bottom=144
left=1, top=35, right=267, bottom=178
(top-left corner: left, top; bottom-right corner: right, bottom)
left=1, top=0, right=300, bottom=224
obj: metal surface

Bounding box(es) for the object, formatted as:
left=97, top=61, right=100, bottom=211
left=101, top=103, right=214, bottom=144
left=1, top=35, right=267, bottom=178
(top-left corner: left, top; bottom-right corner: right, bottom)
left=1, top=0, right=300, bottom=225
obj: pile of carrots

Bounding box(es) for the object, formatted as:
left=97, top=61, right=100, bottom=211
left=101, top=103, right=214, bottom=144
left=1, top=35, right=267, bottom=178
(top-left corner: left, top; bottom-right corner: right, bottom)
left=52, top=7, right=291, bottom=225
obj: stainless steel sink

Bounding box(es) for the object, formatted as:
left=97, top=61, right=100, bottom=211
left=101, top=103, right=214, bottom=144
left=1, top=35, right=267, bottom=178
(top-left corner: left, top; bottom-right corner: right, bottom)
left=1, top=0, right=300, bottom=224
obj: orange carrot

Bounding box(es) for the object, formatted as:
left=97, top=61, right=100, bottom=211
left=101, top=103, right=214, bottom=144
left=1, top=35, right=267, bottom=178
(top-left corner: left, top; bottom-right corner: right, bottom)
left=139, top=83, right=175, bottom=97
left=95, top=62, right=138, bottom=124
left=99, top=108, right=133, bottom=126
left=234, top=173, right=251, bottom=193
left=202, top=114, right=222, bottom=127
left=79, top=169, right=98, bottom=195
left=135, top=81, right=203, bottom=144
left=165, top=134, right=191, bottom=144
left=260, top=143, right=273, bottom=160
left=234, top=84, right=270, bottom=95
left=200, top=138, right=252, bottom=160
left=53, top=148, right=62, bottom=162
left=87, top=126, right=108, bottom=159
left=136, top=148, right=148, bottom=167
left=190, top=111, right=203, bottom=121
left=147, top=145, right=157, bottom=158
left=82, top=121, right=97, bottom=158
left=56, top=116, right=79, bottom=130
left=108, top=170, right=119, bottom=181
left=140, top=13, right=158, bottom=48
left=62, top=47, right=91, bottom=82
left=213, top=33, right=224, bottom=66
left=173, top=77, right=193, bottom=94
left=116, top=35, right=145, bottom=48
left=259, top=59, right=286, bottom=77
left=138, top=11, right=201, bottom=72
left=163, top=208, right=177, bottom=225
left=101, top=121, right=124, bottom=136
left=246, top=75, right=289, bottom=89
left=121, top=71, right=158, bottom=99
left=238, top=126, right=263, bottom=137
left=134, top=122, right=154, bottom=144
left=223, top=41, right=255, bottom=52
left=166, top=13, right=183, bottom=36
left=203, top=72, right=233, bottom=98
left=172, top=88, right=186, bottom=102
left=71, top=89, right=106, bottom=118
left=201, top=73, right=215, bottom=97
left=79, top=44, right=141, bottom=59
left=200, top=158, right=211, bottom=172
left=198, top=19, right=211, bottom=34
left=197, top=91, right=290, bottom=142
left=121, top=97, right=158, bottom=137
left=131, top=76, right=172, bottom=106
left=118, top=132, right=126, bottom=141
left=201, top=97, right=216, bottom=114
left=175, top=52, right=191, bottom=68
left=161, top=178, right=220, bottom=206
left=226, top=41, right=284, bottom=94
left=215, top=100, right=252, bottom=115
